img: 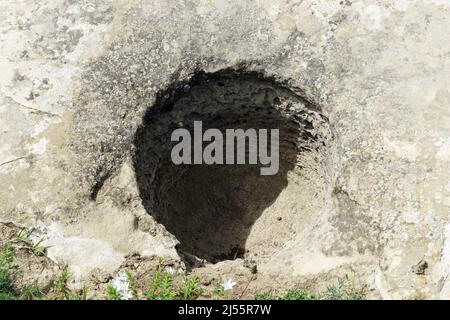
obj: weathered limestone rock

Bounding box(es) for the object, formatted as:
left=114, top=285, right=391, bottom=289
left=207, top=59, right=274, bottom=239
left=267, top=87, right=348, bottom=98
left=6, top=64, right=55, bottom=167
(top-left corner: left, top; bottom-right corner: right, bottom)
left=1, top=0, right=450, bottom=299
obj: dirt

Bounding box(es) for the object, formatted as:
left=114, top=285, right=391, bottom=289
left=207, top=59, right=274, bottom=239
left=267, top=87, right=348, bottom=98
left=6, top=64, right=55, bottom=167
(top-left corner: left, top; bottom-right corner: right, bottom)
left=0, top=222, right=59, bottom=294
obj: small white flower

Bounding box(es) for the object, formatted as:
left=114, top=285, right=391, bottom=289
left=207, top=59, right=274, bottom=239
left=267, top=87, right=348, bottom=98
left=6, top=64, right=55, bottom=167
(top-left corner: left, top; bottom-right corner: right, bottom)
left=111, top=271, right=133, bottom=300
left=222, top=279, right=237, bottom=291
left=164, top=266, right=175, bottom=275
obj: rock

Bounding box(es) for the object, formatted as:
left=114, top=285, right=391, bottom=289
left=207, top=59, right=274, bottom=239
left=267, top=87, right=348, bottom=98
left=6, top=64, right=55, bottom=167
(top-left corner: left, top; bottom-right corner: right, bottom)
left=1, top=0, right=450, bottom=299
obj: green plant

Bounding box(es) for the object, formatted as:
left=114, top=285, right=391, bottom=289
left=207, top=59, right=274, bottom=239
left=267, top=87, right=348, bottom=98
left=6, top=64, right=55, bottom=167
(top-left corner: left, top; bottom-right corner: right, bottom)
left=49, top=265, right=89, bottom=300
left=106, top=284, right=122, bottom=300
left=52, top=265, right=71, bottom=299
left=0, top=244, right=45, bottom=300
left=0, top=244, right=15, bottom=297
left=250, top=265, right=258, bottom=275
left=125, top=271, right=138, bottom=299
left=321, top=273, right=365, bottom=300
left=179, top=275, right=204, bottom=300
left=0, top=292, right=15, bottom=300
left=255, top=273, right=365, bottom=300
left=159, top=272, right=174, bottom=299
left=143, top=266, right=203, bottom=300
left=211, top=284, right=226, bottom=300
left=255, top=292, right=276, bottom=300
left=280, top=289, right=316, bottom=300
left=145, top=267, right=176, bottom=300
left=15, top=228, right=46, bottom=256
left=19, top=284, right=43, bottom=300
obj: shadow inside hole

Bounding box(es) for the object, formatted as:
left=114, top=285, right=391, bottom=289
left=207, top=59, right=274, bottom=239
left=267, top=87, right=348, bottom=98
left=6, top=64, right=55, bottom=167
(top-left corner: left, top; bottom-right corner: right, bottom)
left=151, top=125, right=297, bottom=264
left=156, top=164, right=289, bottom=263
left=133, top=71, right=310, bottom=265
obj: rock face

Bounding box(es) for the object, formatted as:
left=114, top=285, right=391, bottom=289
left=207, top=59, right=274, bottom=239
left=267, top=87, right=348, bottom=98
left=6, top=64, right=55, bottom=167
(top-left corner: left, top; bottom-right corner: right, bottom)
left=1, top=0, right=450, bottom=299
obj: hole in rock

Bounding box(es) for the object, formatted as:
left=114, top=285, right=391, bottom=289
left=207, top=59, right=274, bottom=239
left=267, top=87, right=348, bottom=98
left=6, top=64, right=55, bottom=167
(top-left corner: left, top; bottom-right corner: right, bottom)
left=133, top=70, right=331, bottom=264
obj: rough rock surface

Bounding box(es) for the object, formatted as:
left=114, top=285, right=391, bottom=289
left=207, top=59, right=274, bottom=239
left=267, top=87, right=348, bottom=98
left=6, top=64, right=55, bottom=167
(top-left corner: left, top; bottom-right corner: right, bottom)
left=1, top=0, right=450, bottom=299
